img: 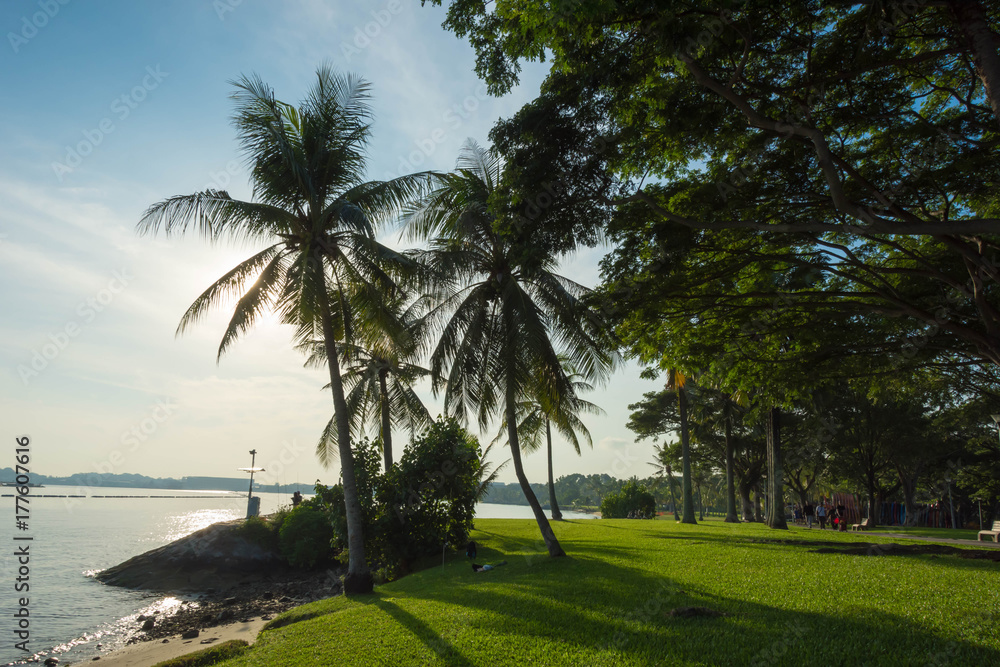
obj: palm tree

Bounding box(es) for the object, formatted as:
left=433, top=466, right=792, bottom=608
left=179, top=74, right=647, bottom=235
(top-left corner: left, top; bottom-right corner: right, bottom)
left=667, top=369, right=698, bottom=524
left=649, top=442, right=680, bottom=520
left=404, top=140, right=614, bottom=557
left=303, top=297, right=432, bottom=471
left=495, top=360, right=604, bottom=521
left=137, top=66, right=431, bottom=594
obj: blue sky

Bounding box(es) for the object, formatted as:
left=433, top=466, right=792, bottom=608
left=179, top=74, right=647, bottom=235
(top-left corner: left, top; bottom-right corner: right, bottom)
left=0, top=0, right=660, bottom=488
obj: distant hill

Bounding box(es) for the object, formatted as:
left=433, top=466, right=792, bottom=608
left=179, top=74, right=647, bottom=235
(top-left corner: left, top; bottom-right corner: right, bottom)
left=0, top=468, right=317, bottom=494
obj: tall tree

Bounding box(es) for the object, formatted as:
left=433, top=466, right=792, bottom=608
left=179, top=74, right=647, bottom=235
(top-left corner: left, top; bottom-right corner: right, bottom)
left=431, top=0, right=1000, bottom=373
left=667, top=370, right=698, bottom=525
left=648, top=443, right=680, bottom=521
left=495, top=359, right=604, bottom=520
left=404, top=140, right=614, bottom=556
left=138, top=66, right=430, bottom=594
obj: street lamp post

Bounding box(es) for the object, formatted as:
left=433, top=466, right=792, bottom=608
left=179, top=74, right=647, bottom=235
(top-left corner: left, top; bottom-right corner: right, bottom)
left=238, top=449, right=265, bottom=519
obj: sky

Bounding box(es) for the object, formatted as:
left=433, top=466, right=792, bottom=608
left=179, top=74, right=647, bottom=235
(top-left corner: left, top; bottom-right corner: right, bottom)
left=0, top=0, right=662, bottom=490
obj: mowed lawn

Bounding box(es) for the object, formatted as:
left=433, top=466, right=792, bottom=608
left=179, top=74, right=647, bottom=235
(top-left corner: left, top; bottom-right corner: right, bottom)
left=214, top=518, right=1000, bottom=666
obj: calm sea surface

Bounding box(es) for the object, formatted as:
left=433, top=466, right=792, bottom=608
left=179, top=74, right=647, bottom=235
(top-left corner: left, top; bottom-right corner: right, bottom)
left=0, top=486, right=593, bottom=665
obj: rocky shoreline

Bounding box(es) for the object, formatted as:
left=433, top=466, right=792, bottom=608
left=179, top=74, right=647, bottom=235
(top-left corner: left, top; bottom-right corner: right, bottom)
left=125, top=567, right=342, bottom=645
left=93, top=518, right=344, bottom=655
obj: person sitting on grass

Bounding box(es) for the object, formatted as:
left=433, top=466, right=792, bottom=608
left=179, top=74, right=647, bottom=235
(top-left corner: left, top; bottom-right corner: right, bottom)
left=472, top=561, right=507, bottom=573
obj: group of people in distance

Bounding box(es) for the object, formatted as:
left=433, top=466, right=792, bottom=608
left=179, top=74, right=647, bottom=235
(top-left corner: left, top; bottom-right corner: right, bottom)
left=792, top=501, right=848, bottom=531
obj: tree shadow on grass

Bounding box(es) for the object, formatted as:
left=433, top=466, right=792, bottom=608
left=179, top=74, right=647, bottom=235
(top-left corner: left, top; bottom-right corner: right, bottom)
left=640, top=531, right=1000, bottom=574
left=387, top=535, right=1000, bottom=666
left=372, top=598, right=476, bottom=667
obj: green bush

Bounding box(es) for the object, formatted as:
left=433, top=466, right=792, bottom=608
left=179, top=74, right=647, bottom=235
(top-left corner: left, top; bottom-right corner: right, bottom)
left=234, top=515, right=277, bottom=551
left=312, top=418, right=483, bottom=578
left=268, top=504, right=292, bottom=535
left=278, top=504, right=335, bottom=568
left=373, top=418, right=480, bottom=570
left=601, top=479, right=656, bottom=519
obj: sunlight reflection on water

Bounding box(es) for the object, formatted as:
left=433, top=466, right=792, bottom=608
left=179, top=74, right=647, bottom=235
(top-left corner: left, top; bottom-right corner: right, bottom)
left=162, top=508, right=241, bottom=543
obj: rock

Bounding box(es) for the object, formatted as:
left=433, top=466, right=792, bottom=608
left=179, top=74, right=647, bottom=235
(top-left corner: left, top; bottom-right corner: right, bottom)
left=136, top=614, right=148, bottom=622
left=216, top=609, right=234, bottom=623
left=222, top=596, right=238, bottom=606
left=262, top=591, right=273, bottom=599
left=93, top=658, right=101, bottom=661
left=261, top=615, right=272, bottom=621
left=181, top=629, right=200, bottom=639
left=162, top=639, right=169, bottom=643
left=200, top=638, right=218, bottom=644
left=141, top=618, right=155, bottom=631
left=43, top=658, right=59, bottom=666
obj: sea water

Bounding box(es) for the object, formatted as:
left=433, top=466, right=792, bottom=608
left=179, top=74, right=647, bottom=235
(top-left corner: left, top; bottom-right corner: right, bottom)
left=0, top=486, right=593, bottom=665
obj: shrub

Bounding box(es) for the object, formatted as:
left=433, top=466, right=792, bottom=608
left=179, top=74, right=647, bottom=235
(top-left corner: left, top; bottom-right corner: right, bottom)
left=313, top=418, right=483, bottom=578
left=374, top=418, right=481, bottom=568
left=234, top=515, right=277, bottom=551
left=268, top=504, right=292, bottom=535
left=601, top=480, right=656, bottom=519
left=319, top=437, right=382, bottom=564
left=278, top=504, right=335, bottom=568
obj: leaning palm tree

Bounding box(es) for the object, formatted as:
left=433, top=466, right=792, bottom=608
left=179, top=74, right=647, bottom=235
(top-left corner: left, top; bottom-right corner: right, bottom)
left=495, top=360, right=604, bottom=521
left=137, top=65, right=432, bottom=595
left=404, top=140, right=614, bottom=557
left=302, top=296, right=432, bottom=471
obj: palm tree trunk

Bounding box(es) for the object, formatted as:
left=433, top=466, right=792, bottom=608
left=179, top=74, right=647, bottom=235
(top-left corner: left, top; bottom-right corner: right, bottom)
left=738, top=480, right=753, bottom=522
left=507, top=391, right=565, bottom=556
left=678, top=387, right=697, bottom=524
left=764, top=406, right=788, bottom=530
left=546, top=418, right=562, bottom=521
left=319, top=285, right=373, bottom=595
left=667, top=467, right=679, bottom=520
left=724, top=412, right=739, bottom=523
left=378, top=369, right=392, bottom=471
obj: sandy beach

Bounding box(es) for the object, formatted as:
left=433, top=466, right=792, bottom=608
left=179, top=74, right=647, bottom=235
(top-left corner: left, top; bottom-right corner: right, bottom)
left=93, top=618, right=268, bottom=667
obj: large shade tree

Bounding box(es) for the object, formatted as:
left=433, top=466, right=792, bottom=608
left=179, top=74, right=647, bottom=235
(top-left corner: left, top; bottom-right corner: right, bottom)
left=404, top=140, right=614, bottom=556
left=137, top=66, right=431, bottom=594
left=429, top=0, right=1000, bottom=373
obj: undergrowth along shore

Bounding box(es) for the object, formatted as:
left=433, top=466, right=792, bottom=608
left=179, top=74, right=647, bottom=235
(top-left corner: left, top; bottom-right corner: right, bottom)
left=200, top=518, right=999, bottom=666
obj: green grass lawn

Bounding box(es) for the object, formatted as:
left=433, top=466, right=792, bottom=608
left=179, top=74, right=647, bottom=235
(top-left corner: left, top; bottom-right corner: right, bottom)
left=214, top=519, right=1000, bottom=666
